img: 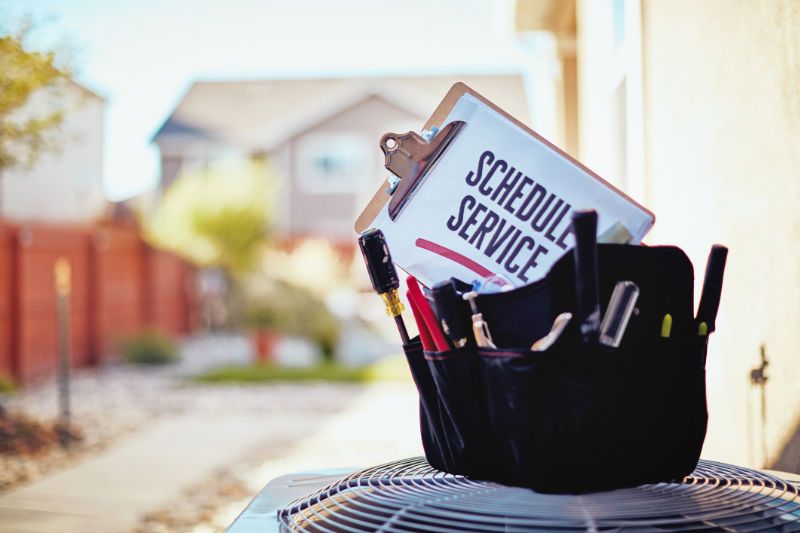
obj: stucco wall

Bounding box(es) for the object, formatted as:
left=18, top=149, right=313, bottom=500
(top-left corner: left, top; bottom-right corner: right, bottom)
left=639, top=0, right=800, bottom=469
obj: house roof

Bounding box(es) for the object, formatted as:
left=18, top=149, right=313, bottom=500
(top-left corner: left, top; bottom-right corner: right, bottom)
left=152, top=73, right=531, bottom=153
left=69, top=80, right=106, bottom=102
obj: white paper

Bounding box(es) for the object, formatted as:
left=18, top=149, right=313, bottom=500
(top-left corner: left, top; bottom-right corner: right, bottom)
left=374, top=93, right=654, bottom=288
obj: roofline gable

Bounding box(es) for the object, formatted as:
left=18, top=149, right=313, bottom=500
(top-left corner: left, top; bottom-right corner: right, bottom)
left=247, top=80, right=433, bottom=152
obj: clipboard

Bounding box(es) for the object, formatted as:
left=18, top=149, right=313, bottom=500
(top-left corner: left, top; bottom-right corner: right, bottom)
left=354, top=82, right=654, bottom=233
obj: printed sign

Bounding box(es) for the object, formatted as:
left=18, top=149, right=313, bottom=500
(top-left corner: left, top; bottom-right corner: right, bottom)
left=374, top=93, right=654, bottom=288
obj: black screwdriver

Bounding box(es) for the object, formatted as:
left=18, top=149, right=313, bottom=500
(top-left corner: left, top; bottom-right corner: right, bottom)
left=358, top=228, right=410, bottom=345
left=572, top=210, right=601, bottom=345
left=431, top=279, right=471, bottom=348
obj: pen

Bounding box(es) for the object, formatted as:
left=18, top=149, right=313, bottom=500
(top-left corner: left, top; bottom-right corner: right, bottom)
left=358, top=229, right=410, bottom=345
left=571, top=210, right=601, bottom=345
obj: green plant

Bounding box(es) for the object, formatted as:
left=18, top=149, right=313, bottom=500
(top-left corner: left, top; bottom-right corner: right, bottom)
left=145, top=161, right=274, bottom=276
left=241, top=291, right=287, bottom=331
left=193, top=356, right=408, bottom=384
left=119, top=331, right=179, bottom=366
left=0, top=19, right=73, bottom=172
left=239, top=278, right=341, bottom=360
left=0, top=375, right=15, bottom=394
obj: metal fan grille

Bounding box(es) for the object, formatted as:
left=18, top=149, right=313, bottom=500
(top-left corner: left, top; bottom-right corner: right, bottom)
left=277, top=458, right=800, bottom=532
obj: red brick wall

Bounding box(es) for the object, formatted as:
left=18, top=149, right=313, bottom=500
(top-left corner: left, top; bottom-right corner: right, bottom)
left=0, top=221, right=193, bottom=384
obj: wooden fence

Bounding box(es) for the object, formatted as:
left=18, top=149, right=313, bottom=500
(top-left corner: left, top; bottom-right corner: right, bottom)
left=0, top=221, right=192, bottom=384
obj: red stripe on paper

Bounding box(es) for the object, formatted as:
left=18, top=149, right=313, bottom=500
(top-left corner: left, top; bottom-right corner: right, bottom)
left=415, top=238, right=494, bottom=278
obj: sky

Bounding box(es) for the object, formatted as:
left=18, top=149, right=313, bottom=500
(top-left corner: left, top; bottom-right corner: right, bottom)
left=1, top=0, right=528, bottom=200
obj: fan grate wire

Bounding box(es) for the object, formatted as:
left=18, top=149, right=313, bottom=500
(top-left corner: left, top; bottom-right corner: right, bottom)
left=278, top=458, right=800, bottom=532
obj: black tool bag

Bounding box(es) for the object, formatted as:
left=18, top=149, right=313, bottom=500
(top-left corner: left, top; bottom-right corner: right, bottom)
left=403, top=244, right=710, bottom=493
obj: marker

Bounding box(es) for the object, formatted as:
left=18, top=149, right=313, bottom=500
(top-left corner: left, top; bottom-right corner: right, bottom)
left=358, top=229, right=410, bottom=345
left=660, top=314, right=673, bottom=338
left=696, top=245, right=728, bottom=333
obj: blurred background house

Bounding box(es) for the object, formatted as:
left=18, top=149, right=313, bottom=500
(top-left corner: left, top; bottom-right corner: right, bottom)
left=152, top=75, right=530, bottom=245
left=0, top=82, right=106, bottom=223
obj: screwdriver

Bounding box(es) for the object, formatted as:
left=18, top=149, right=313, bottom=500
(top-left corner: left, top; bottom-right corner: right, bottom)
left=572, top=210, right=601, bottom=345
left=431, top=279, right=471, bottom=348
left=358, top=228, right=410, bottom=345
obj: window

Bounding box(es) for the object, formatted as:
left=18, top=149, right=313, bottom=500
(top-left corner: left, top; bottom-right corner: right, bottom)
left=297, top=133, right=370, bottom=193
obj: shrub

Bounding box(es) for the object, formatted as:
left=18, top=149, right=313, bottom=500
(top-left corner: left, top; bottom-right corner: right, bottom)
left=119, top=331, right=179, bottom=366
left=240, top=278, right=341, bottom=360
left=0, top=375, right=15, bottom=394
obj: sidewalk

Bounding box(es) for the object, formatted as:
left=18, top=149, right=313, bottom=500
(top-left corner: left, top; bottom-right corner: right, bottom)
left=209, top=381, right=423, bottom=530
left=0, top=412, right=318, bottom=533
left=0, top=380, right=421, bottom=533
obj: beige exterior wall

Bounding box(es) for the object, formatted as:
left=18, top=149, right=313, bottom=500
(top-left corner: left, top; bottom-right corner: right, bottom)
left=639, top=0, right=800, bottom=470
left=576, top=0, right=800, bottom=470
left=1, top=85, right=107, bottom=224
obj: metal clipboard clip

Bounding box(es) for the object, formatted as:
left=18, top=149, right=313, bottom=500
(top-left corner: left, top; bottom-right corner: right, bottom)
left=379, top=120, right=466, bottom=221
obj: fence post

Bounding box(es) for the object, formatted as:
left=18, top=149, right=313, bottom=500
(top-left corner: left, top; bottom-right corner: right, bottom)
left=54, top=257, right=72, bottom=445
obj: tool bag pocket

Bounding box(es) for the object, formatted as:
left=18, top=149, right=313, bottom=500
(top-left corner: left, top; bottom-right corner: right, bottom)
left=473, top=333, right=707, bottom=493
left=657, top=333, right=709, bottom=478
left=424, top=345, right=493, bottom=478
left=402, top=338, right=452, bottom=471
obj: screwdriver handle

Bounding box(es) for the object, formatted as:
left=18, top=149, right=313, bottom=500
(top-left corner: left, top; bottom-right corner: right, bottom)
left=358, top=228, right=400, bottom=295
left=572, top=210, right=601, bottom=345
left=431, top=279, right=471, bottom=347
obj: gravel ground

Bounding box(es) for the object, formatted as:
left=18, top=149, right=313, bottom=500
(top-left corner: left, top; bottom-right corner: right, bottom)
left=0, top=334, right=418, bottom=532
left=0, top=363, right=366, bottom=488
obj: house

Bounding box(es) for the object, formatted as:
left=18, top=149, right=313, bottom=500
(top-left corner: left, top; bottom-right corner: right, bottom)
left=515, top=0, right=800, bottom=472
left=0, top=81, right=193, bottom=384
left=152, top=75, right=531, bottom=244
left=0, top=81, right=107, bottom=224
